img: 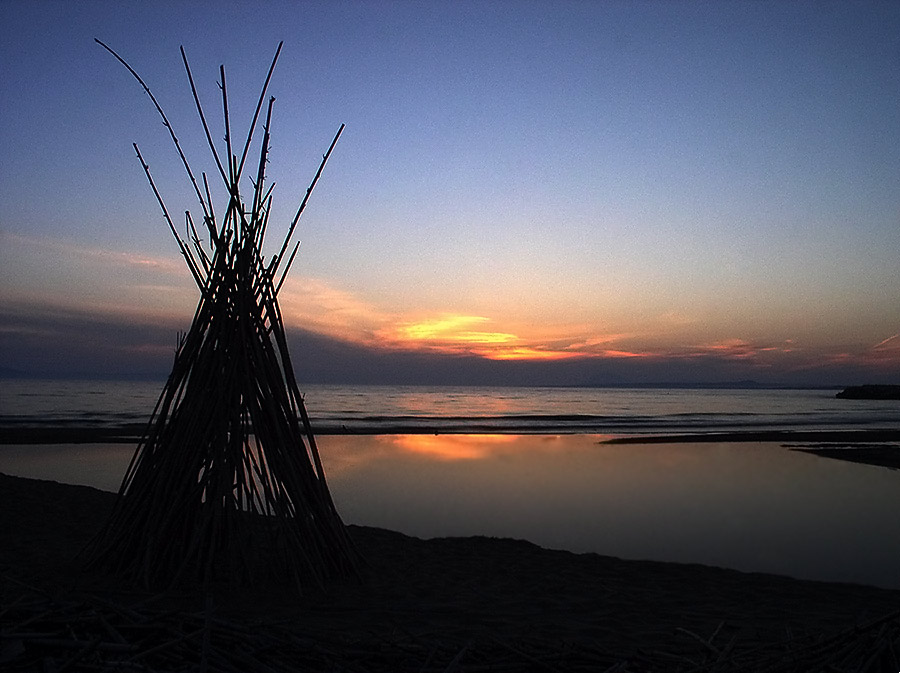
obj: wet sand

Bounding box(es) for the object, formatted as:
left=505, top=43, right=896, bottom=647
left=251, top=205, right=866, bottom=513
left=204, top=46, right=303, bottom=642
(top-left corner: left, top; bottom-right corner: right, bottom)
left=786, top=444, right=900, bottom=470
left=601, top=428, right=900, bottom=445
left=2, top=472, right=899, bottom=671
left=602, top=430, right=900, bottom=471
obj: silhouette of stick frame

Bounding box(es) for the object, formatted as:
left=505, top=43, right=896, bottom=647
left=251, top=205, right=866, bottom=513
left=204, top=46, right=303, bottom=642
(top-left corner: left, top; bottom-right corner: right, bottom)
left=88, top=40, right=359, bottom=592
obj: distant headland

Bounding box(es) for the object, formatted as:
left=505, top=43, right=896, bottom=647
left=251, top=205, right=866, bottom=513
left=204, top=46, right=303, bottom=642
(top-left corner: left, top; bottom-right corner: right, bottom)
left=836, top=384, right=900, bottom=400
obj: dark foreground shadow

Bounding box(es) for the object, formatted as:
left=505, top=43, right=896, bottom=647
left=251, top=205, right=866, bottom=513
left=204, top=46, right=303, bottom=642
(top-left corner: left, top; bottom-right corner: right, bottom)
left=3, top=473, right=900, bottom=671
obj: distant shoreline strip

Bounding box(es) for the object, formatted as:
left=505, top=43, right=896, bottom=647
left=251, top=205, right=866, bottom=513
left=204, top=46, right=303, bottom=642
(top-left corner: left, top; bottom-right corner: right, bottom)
left=1, top=425, right=899, bottom=445
left=600, top=429, right=900, bottom=444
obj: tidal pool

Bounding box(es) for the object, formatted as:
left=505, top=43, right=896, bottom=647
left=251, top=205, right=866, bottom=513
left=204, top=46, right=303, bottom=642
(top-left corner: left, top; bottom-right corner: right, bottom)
left=2, top=434, right=898, bottom=589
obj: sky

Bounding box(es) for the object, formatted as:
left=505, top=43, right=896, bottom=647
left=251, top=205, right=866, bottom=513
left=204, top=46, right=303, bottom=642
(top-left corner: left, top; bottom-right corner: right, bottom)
left=1, top=0, right=899, bottom=386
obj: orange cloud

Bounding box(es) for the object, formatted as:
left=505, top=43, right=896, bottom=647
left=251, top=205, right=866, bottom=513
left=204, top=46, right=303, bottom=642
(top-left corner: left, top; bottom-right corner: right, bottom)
left=396, top=315, right=517, bottom=344
left=594, top=349, right=648, bottom=358
left=380, top=314, right=597, bottom=360
left=485, top=347, right=583, bottom=361
left=276, top=287, right=597, bottom=362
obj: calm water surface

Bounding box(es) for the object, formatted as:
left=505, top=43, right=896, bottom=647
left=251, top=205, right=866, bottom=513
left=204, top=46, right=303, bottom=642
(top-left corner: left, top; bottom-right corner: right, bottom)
left=2, top=434, right=898, bottom=589
left=3, top=379, right=899, bottom=433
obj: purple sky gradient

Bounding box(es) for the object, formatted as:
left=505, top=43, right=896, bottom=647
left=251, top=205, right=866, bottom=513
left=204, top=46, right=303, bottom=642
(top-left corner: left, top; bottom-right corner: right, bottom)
left=1, top=1, right=898, bottom=385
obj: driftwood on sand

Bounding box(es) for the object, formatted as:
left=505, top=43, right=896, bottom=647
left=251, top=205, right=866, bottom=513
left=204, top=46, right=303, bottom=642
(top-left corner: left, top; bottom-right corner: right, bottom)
left=85, top=40, right=358, bottom=593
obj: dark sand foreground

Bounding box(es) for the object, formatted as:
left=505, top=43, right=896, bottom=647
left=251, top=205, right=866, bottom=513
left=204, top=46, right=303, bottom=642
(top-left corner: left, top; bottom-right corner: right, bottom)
left=2, top=473, right=899, bottom=672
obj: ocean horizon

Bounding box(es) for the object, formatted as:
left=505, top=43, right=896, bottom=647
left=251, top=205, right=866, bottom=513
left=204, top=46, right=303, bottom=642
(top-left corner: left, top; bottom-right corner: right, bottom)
left=1, top=378, right=896, bottom=436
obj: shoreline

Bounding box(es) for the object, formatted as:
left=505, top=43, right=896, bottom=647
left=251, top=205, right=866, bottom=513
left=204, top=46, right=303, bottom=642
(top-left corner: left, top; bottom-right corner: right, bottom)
left=3, top=424, right=900, bottom=444
left=4, top=424, right=899, bottom=472
left=601, top=428, right=900, bottom=444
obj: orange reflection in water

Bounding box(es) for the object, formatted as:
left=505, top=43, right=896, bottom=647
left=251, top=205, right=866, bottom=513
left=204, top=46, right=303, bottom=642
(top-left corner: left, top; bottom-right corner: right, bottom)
left=382, top=434, right=519, bottom=461
left=319, top=434, right=612, bottom=477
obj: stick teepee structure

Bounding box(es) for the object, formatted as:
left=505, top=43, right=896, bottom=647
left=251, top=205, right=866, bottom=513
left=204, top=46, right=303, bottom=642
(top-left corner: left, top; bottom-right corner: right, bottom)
left=88, top=40, right=359, bottom=591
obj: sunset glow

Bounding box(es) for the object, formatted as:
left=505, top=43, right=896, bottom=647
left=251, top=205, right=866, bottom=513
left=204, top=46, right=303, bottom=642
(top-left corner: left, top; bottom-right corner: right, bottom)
left=482, top=347, right=584, bottom=362
left=383, top=315, right=586, bottom=360
left=396, top=316, right=516, bottom=344
left=0, top=2, right=897, bottom=385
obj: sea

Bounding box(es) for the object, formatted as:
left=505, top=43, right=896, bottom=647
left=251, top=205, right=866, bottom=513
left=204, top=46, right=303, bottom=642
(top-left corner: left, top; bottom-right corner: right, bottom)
left=2, top=379, right=900, bottom=589
left=2, top=378, right=899, bottom=435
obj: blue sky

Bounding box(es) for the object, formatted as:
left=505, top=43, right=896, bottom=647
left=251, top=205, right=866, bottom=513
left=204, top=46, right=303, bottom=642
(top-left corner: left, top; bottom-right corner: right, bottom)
left=1, top=1, right=898, bottom=384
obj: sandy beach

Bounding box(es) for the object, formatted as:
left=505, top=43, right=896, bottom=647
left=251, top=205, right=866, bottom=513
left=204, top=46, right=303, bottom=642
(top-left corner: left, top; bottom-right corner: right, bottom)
left=2, top=471, right=899, bottom=672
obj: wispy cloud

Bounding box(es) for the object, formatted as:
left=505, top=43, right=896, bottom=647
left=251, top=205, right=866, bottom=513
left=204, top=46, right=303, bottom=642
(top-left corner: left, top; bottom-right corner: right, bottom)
left=858, top=331, right=900, bottom=366
left=1, top=232, right=187, bottom=276
left=680, top=338, right=797, bottom=364
left=873, top=333, right=900, bottom=350
left=0, top=232, right=196, bottom=323
left=277, top=277, right=391, bottom=342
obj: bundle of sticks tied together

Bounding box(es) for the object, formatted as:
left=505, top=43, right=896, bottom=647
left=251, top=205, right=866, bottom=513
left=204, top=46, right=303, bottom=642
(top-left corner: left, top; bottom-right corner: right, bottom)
left=88, top=40, right=359, bottom=593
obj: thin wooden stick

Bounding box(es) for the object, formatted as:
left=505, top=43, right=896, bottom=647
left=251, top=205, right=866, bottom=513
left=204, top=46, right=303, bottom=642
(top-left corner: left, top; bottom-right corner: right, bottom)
left=236, top=42, right=283, bottom=183
left=274, top=242, right=300, bottom=296
left=186, top=211, right=211, bottom=273
left=271, top=123, right=344, bottom=282
left=133, top=144, right=204, bottom=290
left=251, top=97, right=276, bottom=227
left=180, top=46, right=228, bottom=185
left=95, top=39, right=212, bottom=225
left=220, top=65, right=235, bottom=188
left=201, top=172, right=220, bottom=248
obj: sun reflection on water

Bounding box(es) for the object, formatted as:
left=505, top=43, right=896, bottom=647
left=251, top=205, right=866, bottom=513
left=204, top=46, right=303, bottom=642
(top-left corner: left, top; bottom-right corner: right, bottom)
left=3, top=435, right=900, bottom=589
left=381, top=434, right=519, bottom=460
